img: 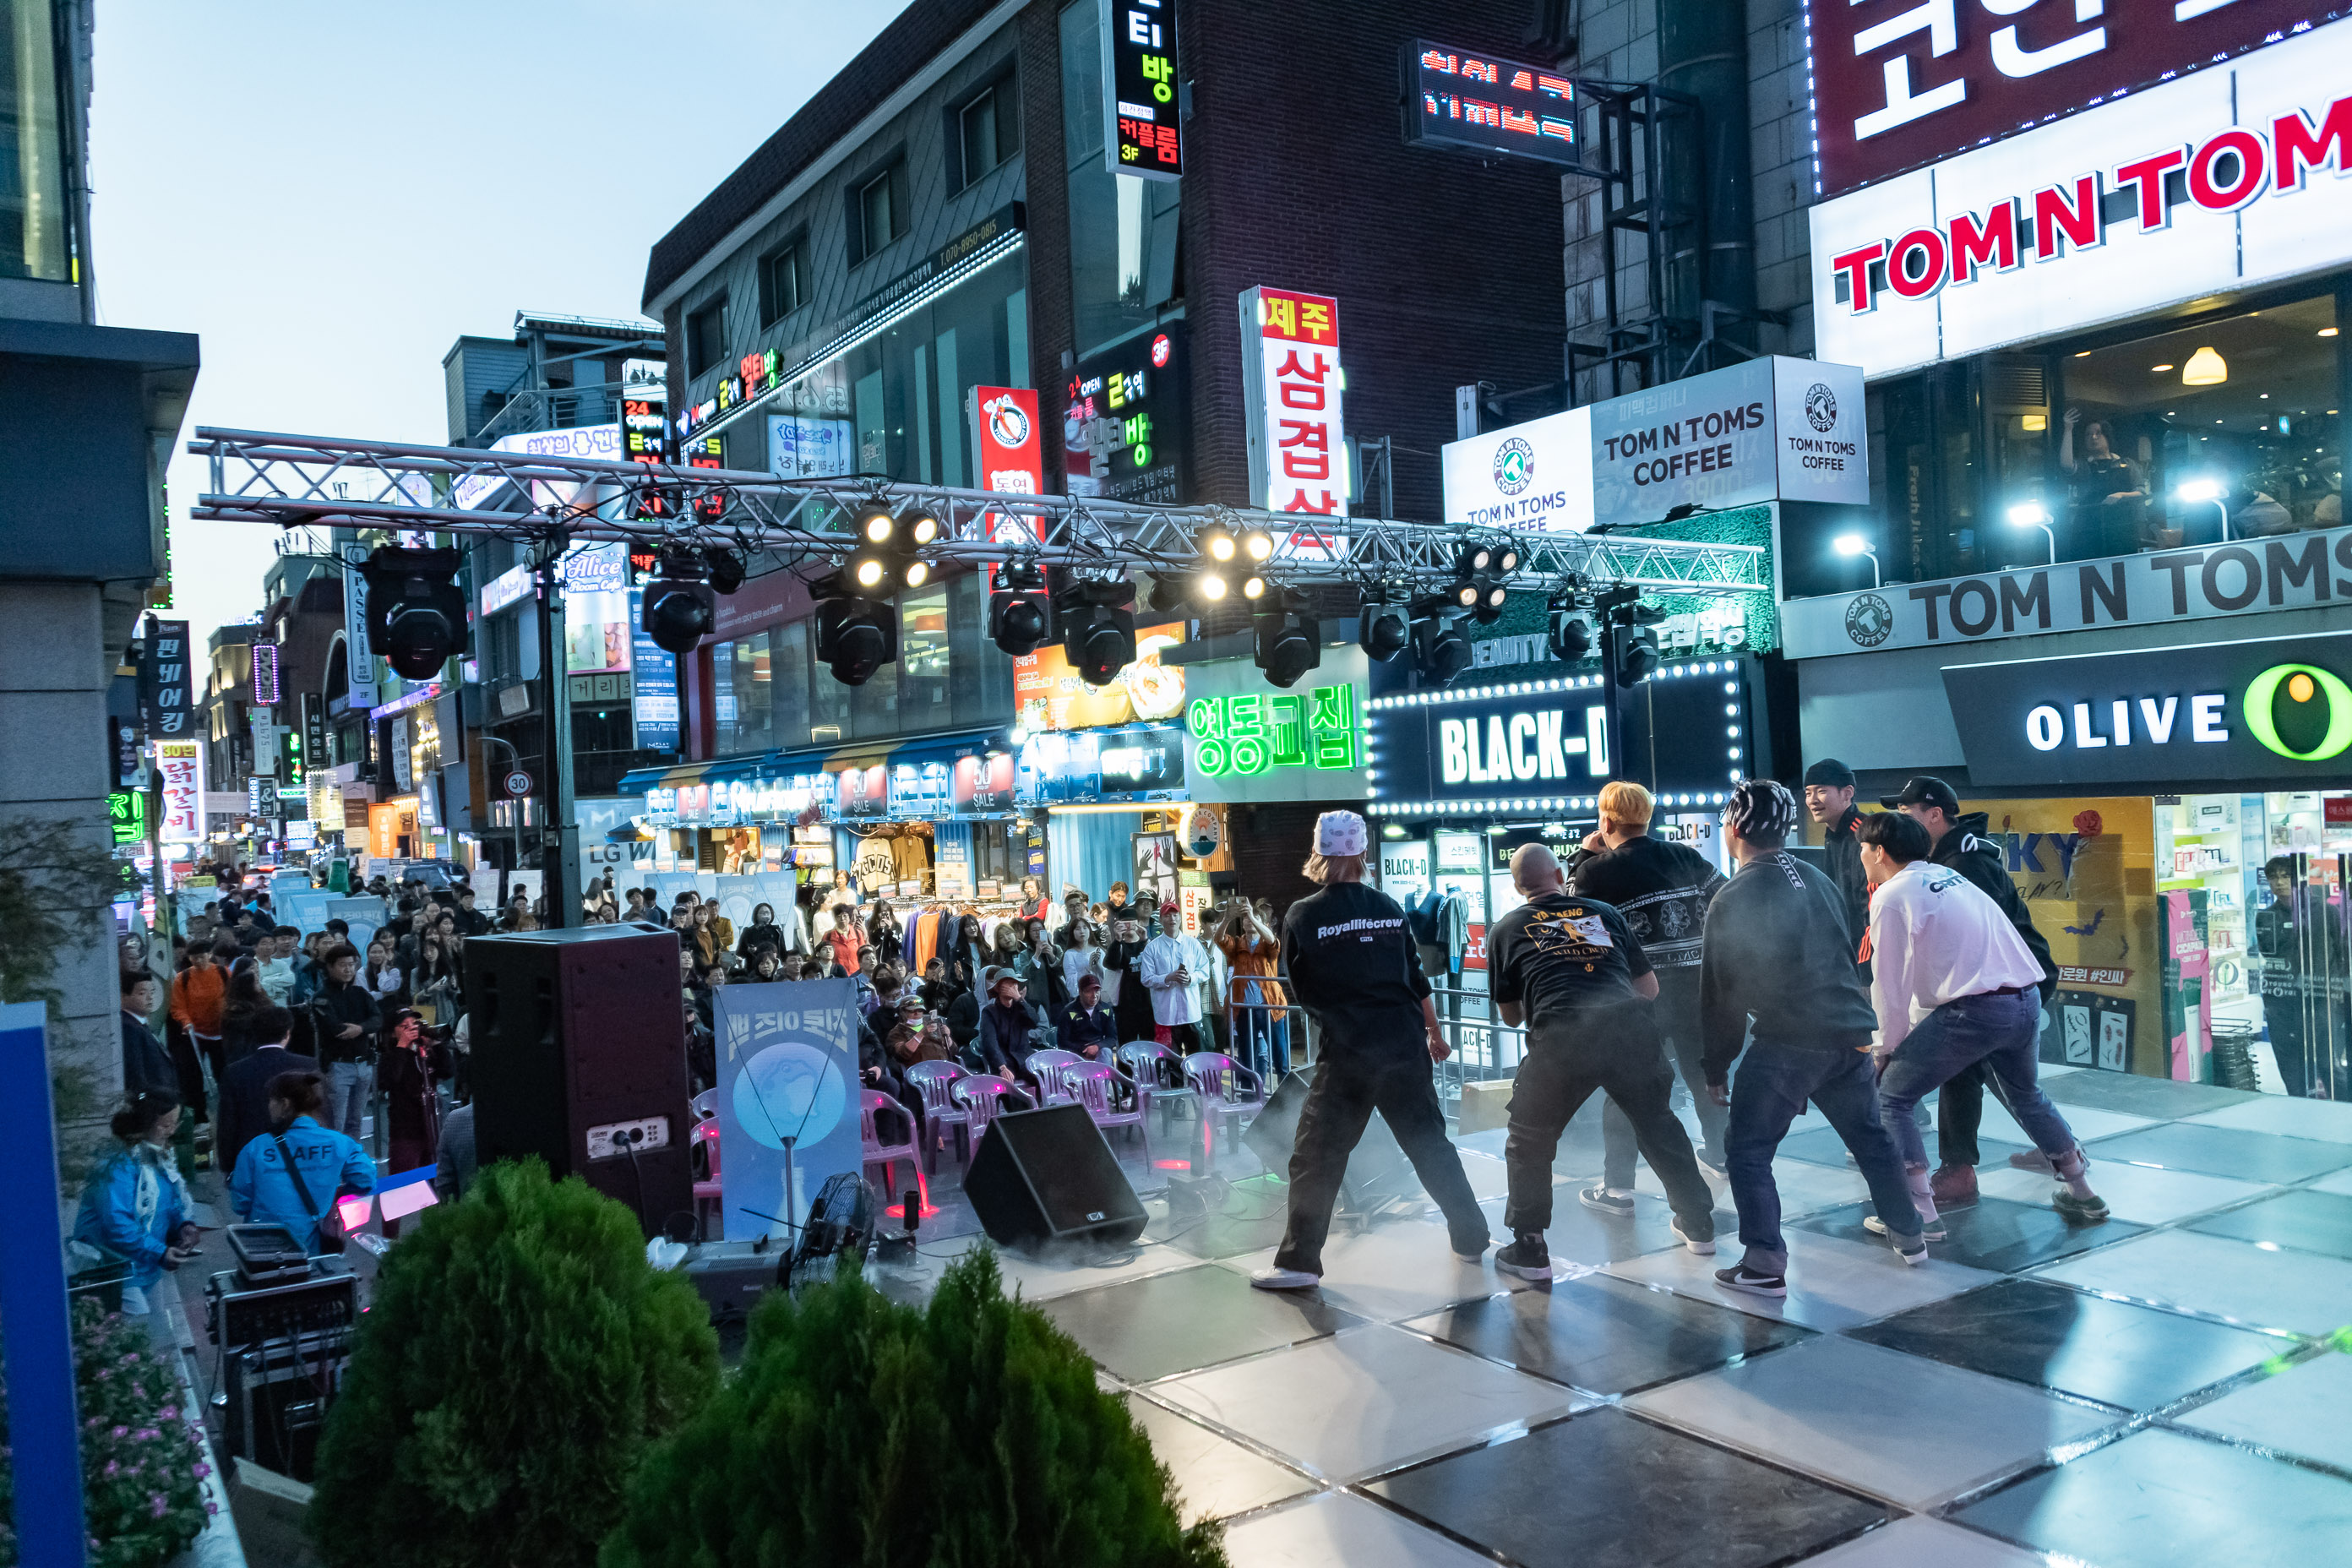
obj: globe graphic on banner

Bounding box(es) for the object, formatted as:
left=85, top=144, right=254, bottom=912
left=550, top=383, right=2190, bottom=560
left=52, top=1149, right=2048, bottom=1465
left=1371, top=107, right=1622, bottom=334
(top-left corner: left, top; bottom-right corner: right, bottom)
left=732, top=1041, right=848, bottom=1150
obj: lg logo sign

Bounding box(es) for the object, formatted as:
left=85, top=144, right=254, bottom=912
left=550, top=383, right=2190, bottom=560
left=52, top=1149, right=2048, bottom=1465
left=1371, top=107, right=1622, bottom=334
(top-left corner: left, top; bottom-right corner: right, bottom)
left=2023, top=663, right=2352, bottom=762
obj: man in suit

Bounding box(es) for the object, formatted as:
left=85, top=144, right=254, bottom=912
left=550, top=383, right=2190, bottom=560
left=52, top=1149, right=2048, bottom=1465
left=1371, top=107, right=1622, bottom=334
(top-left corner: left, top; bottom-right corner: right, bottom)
left=121, top=968, right=178, bottom=1102
left=215, top=1004, right=314, bottom=1177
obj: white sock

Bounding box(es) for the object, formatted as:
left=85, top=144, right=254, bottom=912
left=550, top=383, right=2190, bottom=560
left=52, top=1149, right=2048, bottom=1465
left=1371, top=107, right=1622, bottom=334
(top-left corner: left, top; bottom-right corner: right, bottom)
left=1605, top=1186, right=1634, bottom=1199
left=1904, top=1165, right=1940, bottom=1222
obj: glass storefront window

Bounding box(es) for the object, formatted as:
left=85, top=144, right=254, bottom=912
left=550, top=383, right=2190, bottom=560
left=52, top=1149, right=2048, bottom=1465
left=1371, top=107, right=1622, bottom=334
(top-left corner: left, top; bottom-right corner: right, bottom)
left=1059, top=0, right=1181, bottom=357
left=948, top=572, right=1014, bottom=726
left=808, top=619, right=852, bottom=741
left=3, top=0, right=72, bottom=283
left=850, top=632, right=901, bottom=739
left=714, top=633, right=775, bottom=756
left=770, top=615, right=811, bottom=745
left=901, top=585, right=951, bottom=726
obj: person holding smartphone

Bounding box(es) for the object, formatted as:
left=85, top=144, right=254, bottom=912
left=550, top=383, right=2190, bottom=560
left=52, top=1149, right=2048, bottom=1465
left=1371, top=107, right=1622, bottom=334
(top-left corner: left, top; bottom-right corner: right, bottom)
left=72, top=1091, right=202, bottom=1315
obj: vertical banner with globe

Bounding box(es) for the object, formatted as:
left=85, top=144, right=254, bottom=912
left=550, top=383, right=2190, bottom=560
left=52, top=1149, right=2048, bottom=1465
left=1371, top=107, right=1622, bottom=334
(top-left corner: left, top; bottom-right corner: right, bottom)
left=713, top=978, right=862, bottom=1240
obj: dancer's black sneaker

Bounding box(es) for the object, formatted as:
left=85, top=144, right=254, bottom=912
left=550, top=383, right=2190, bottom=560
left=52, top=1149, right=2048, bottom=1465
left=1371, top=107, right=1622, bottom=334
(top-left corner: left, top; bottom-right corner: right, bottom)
left=1495, top=1233, right=1553, bottom=1281
left=1713, top=1264, right=1787, bottom=1298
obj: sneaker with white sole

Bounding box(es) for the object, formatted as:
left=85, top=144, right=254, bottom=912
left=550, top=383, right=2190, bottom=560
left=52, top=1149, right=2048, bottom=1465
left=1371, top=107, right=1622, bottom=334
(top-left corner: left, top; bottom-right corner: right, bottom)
left=1250, top=1266, right=1321, bottom=1292
left=2051, top=1186, right=2110, bottom=1223
left=1894, top=1238, right=1930, bottom=1267
left=1670, top=1217, right=1717, bottom=1255
left=1453, top=1239, right=1490, bottom=1263
left=1494, top=1233, right=1554, bottom=1280
left=1713, top=1264, right=1786, bottom=1298
left=1865, top=1212, right=1946, bottom=1242
left=1578, top=1185, right=1636, bottom=1218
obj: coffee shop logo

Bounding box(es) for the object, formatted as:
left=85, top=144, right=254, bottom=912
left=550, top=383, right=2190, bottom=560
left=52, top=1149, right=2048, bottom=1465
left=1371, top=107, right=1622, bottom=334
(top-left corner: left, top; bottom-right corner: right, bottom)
left=1805, top=382, right=1838, bottom=433
left=1493, top=436, right=1534, bottom=495
left=2246, top=663, right=2352, bottom=762
left=1844, top=592, right=1892, bottom=647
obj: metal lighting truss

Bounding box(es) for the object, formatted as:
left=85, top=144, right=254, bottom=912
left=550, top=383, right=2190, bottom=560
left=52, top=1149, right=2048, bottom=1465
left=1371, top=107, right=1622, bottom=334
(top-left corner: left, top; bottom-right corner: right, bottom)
left=189, top=427, right=1766, bottom=596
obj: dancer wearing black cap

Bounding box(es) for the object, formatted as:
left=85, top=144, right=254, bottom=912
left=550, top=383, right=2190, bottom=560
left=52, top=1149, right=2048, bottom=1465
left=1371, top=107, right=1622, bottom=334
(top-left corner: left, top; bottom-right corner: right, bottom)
left=1882, top=776, right=2057, bottom=1209
left=1701, top=780, right=1926, bottom=1295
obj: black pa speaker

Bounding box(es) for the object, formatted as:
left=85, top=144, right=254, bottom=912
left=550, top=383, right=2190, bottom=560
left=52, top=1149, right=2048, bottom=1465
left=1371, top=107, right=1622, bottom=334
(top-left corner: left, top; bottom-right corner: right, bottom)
left=965, top=1103, right=1147, bottom=1250
left=1242, top=1062, right=1424, bottom=1210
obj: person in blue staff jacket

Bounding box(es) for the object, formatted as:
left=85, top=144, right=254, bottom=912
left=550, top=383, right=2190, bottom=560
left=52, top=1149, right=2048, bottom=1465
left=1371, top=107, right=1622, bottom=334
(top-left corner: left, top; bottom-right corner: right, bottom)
left=71, top=1090, right=201, bottom=1316
left=230, top=1070, right=377, bottom=1254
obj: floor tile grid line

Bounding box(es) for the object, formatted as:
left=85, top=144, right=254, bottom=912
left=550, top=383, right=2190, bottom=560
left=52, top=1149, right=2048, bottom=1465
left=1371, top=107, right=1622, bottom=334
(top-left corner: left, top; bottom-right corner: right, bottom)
left=1610, top=1369, right=2134, bottom=1521
left=2016, top=1250, right=2345, bottom=1343
left=1403, top=1293, right=1827, bottom=1404
left=1119, top=1380, right=1342, bottom=1505
left=1196, top=1249, right=1559, bottom=1327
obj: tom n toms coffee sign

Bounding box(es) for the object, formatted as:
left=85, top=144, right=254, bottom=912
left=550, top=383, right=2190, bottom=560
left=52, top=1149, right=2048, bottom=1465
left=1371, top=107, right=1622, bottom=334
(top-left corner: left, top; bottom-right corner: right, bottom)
left=1442, top=357, right=1866, bottom=531
left=1785, top=523, right=2352, bottom=660
left=1814, top=20, right=2352, bottom=378
left=1947, top=629, right=2352, bottom=787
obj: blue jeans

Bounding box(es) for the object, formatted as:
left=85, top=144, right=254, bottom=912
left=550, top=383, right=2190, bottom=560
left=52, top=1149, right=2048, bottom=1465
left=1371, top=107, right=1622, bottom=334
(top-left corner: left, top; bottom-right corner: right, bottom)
left=1726, top=1040, right=1919, bottom=1273
left=329, top=1060, right=374, bottom=1141
left=1236, top=982, right=1291, bottom=1080
left=1878, top=990, right=2078, bottom=1169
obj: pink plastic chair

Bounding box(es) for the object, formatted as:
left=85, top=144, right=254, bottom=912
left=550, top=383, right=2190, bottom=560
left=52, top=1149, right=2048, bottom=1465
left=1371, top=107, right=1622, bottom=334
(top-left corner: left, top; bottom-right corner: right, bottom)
left=1059, top=1060, right=1146, bottom=1147
left=1183, top=1052, right=1265, bottom=1152
left=952, top=1073, right=1036, bottom=1144
left=861, top=1089, right=923, bottom=1206
left=905, top=1060, right=972, bottom=1171
left=1114, top=1041, right=1200, bottom=1136
left=689, top=1093, right=723, bottom=1240
left=1025, top=1049, right=1084, bottom=1102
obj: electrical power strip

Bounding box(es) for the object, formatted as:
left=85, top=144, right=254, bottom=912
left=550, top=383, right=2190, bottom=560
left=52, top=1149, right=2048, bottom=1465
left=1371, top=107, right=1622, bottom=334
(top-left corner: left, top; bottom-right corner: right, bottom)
left=585, top=1116, right=671, bottom=1160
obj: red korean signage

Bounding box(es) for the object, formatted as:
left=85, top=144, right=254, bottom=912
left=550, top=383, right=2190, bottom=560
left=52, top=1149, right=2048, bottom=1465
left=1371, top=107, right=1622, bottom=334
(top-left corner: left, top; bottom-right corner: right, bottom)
left=1239, top=286, right=1348, bottom=528
left=969, top=385, right=1044, bottom=581
left=1813, top=0, right=2321, bottom=198
left=155, top=738, right=204, bottom=843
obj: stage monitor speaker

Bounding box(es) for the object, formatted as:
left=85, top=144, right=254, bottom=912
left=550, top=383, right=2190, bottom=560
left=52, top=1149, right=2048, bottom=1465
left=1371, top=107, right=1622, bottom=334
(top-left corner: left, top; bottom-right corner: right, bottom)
left=466, top=926, right=691, bottom=1235
left=966, top=1103, right=1147, bottom=1250
left=1241, top=1062, right=1424, bottom=1209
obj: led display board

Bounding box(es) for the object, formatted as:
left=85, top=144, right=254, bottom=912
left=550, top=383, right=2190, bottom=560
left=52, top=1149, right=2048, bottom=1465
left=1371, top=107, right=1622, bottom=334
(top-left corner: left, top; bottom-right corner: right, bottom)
left=1403, top=41, right=1582, bottom=167
left=1102, top=0, right=1182, bottom=179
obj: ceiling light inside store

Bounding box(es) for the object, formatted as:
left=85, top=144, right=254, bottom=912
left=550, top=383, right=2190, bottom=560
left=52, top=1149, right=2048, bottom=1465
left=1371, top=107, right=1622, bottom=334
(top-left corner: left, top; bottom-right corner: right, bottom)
left=2151, top=364, right=2174, bottom=373
left=2322, top=328, right=2340, bottom=338
left=2073, top=351, right=2091, bottom=357
left=2181, top=346, right=2228, bottom=385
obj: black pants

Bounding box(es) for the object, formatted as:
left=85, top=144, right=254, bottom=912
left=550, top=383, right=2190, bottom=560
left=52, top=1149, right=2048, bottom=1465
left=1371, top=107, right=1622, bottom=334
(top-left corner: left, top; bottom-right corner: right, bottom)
left=1272, top=1037, right=1489, bottom=1275
left=1602, top=974, right=1724, bottom=1184
left=1936, top=1059, right=1986, bottom=1166
left=1505, top=1026, right=1716, bottom=1239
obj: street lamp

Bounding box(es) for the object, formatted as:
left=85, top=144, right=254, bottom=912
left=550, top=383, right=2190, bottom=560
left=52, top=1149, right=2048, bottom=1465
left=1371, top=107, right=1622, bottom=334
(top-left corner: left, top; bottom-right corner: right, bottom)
left=2007, top=501, right=2057, bottom=565
left=2175, top=476, right=2231, bottom=541
left=1833, top=533, right=1881, bottom=588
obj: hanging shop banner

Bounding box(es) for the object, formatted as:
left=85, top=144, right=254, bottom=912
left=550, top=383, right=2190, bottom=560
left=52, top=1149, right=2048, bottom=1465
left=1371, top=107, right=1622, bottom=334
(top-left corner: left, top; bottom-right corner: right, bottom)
left=1101, top=0, right=1182, bottom=179
left=340, top=543, right=379, bottom=710
left=155, top=738, right=204, bottom=842
left=1809, top=0, right=2316, bottom=199
left=767, top=412, right=854, bottom=479
left=1182, top=645, right=1371, bottom=804
left=1946, top=628, right=2352, bottom=788
left=250, top=641, right=280, bottom=705
left=629, top=588, right=680, bottom=752
left=1064, top=324, right=1190, bottom=505
left=1239, top=286, right=1349, bottom=528
left=1784, top=521, right=2352, bottom=661
left=1366, top=662, right=1756, bottom=816
left=713, top=978, right=863, bottom=1239
left=450, top=423, right=619, bottom=511
left=1013, top=623, right=1185, bottom=731
left=955, top=751, right=1019, bottom=814
left=969, top=384, right=1045, bottom=574
left=1813, top=22, right=2352, bottom=378
left=139, top=619, right=195, bottom=741
left=1403, top=41, right=1582, bottom=168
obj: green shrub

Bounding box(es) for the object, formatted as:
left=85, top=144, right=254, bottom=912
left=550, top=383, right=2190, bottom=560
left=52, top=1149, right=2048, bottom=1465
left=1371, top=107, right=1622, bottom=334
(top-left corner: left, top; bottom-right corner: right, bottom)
left=603, top=1248, right=1226, bottom=1568
left=308, top=1159, right=719, bottom=1568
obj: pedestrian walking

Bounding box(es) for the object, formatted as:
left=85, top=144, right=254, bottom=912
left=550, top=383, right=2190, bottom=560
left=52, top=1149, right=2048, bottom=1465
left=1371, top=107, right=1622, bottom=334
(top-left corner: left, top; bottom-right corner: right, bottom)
left=1858, top=812, right=2108, bottom=1235
left=1565, top=781, right=1729, bottom=1208
left=1254, top=812, right=1489, bottom=1291
left=1700, top=779, right=1927, bottom=1296
left=1882, top=777, right=2056, bottom=1207
left=1490, top=843, right=1718, bottom=1281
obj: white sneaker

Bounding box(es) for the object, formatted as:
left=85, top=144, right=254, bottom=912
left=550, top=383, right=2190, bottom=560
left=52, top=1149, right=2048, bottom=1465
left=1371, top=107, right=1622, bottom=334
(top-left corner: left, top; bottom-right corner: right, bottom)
left=1865, top=1213, right=1946, bottom=1242
left=1670, top=1217, right=1717, bottom=1255
left=1250, top=1266, right=1321, bottom=1292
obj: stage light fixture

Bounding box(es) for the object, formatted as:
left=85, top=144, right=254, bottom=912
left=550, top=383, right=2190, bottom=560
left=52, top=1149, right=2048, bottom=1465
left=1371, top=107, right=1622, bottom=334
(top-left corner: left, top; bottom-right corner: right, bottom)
left=847, top=542, right=894, bottom=593
left=1240, top=573, right=1267, bottom=600
left=1358, top=593, right=1411, bottom=661
left=1241, top=526, right=1275, bottom=563
left=703, top=547, right=746, bottom=596
left=1199, top=522, right=1239, bottom=564
left=814, top=570, right=901, bottom=686
left=1253, top=592, right=1320, bottom=689
left=855, top=498, right=897, bottom=544
left=989, top=561, right=1054, bottom=656
left=1054, top=579, right=1137, bottom=685
left=641, top=553, right=716, bottom=656
left=896, top=504, right=941, bottom=547
left=1548, top=592, right=1594, bottom=661
left=1456, top=542, right=1494, bottom=574
left=1413, top=613, right=1473, bottom=687
left=358, top=547, right=471, bottom=679
left=1197, top=572, right=1230, bottom=601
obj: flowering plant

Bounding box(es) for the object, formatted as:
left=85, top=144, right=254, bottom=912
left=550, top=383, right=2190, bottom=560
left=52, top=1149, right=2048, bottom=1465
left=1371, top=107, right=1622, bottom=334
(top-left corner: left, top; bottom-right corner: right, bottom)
left=0, top=1298, right=210, bottom=1568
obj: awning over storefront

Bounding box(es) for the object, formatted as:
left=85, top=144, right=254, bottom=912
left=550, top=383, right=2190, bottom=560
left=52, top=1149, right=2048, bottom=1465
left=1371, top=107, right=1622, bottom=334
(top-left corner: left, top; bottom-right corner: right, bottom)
left=623, top=731, right=1013, bottom=827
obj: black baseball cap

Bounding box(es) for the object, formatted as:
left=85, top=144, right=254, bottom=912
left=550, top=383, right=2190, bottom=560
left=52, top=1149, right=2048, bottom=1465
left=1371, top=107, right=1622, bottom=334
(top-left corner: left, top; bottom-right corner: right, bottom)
left=1881, top=776, right=1961, bottom=816
left=1802, top=759, right=1856, bottom=790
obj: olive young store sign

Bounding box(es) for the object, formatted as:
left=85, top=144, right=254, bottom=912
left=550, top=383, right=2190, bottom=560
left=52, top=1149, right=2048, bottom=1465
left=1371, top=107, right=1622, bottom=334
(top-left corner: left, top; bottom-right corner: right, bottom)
left=1813, top=18, right=2352, bottom=377
left=1364, top=662, right=1756, bottom=816
left=1441, top=356, right=1868, bottom=531
left=1783, top=522, right=2352, bottom=658
left=1946, top=628, right=2352, bottom=787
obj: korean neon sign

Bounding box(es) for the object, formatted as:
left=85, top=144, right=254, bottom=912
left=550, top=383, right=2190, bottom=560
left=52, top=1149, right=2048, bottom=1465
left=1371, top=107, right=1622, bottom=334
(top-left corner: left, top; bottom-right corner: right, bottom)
left=1188, top=684, right=1359, bottom=777
left=1239, top=286, right=1348, bottom=524
left=1405, top=41, right=1582, bottom=168
left=1103, top=0, right=1181, bottom=179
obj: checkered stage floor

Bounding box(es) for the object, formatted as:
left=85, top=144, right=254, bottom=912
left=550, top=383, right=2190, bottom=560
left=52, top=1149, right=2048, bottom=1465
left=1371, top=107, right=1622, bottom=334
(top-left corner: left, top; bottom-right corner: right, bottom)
left=864, top=1065, right=2352, bottom=1567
